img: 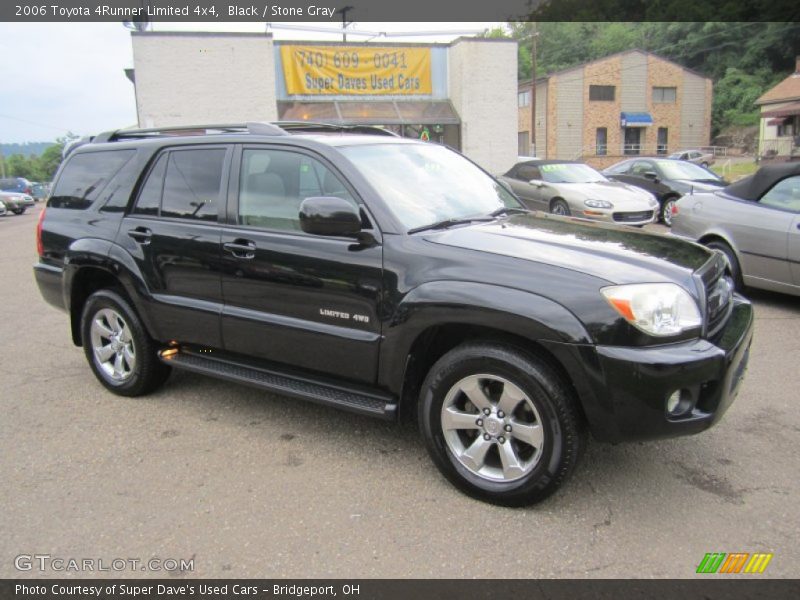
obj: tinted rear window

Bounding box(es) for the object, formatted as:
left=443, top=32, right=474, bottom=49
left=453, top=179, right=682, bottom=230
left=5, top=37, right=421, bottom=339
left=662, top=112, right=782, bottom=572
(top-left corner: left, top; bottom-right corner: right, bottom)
left=49, top=150, right=135, bottom=209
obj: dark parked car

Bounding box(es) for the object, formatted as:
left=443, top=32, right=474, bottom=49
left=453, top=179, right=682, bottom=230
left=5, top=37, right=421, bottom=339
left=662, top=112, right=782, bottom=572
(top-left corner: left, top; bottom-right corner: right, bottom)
left=35, top=122, right=753, bottom=506
left=31, top=182, right=50, bottom=201
left=603, top=158, right=726, bottom=226
left=672, top=162, right=800, bottom=296
left=0, top=176, right=33, bottom=196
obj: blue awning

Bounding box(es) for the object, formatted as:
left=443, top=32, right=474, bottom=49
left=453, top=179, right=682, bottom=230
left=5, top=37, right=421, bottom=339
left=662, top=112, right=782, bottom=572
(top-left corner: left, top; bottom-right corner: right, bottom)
left=620, top=112, right=653, bottom=127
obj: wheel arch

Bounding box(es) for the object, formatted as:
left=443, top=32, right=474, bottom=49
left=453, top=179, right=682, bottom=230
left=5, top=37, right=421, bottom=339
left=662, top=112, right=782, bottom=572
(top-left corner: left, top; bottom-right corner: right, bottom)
left=380, top=281, right=592, bottom=422
left=697, top=232, right=741, bottom=263
left=65, top=244, right=157, bottom=346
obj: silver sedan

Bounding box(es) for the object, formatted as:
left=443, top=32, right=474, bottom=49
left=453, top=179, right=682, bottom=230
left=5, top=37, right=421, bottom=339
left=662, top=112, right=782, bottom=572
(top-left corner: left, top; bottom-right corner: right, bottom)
left=671, top=162, right=800, bottom=296
left=499, top=160, right=659, bottom=226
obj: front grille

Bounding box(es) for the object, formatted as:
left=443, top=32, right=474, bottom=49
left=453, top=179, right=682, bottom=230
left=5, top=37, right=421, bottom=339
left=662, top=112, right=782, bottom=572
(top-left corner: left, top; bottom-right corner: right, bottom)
left=612, top=210, right=653, bottom=223
left=704, top=269, right=734, bottom=337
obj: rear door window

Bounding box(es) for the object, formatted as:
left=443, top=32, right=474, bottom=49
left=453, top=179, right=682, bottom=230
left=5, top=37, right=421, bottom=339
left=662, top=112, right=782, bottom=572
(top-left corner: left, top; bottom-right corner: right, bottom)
left=49, top=150, right=136, bottom=209
left=161, top=148, right=227, bottom=221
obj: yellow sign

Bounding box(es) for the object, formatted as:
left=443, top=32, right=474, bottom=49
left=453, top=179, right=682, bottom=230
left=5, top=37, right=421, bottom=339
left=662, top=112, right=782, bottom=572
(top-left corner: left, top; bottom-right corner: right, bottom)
left=281, top=45, right=432, bottom=96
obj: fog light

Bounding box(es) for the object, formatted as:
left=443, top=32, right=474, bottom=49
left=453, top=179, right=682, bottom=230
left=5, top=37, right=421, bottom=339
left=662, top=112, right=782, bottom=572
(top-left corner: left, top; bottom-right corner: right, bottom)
left=666, top=389, right=694, bottom=416
left=666, top=390, right=681, bottom=413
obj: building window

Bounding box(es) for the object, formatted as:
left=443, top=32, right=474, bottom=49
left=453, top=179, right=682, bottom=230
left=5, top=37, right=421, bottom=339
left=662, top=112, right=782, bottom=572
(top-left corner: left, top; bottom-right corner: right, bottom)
left=653, top=87, right=677, bottom=103
left=657, top=127, right=669, bottom=155
left=589, top=85, right=615, bottom=101
left=595, top=128, right=607, bottom=156
left=518, top=131, right=530, bottom=156
left=518, top=91, right=531, bottom=108
left=777, top=122, right=794, bottom=137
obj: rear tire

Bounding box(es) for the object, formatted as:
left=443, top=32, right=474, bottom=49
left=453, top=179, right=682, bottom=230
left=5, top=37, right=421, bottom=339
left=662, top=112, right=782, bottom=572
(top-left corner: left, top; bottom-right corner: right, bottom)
left=12, top=208, right=24, bottom=215
left=418, top=343, right=585, bottom=506
left=81, top=289, right=171, bottom=396
left=706, top=240, right=744, bottom=291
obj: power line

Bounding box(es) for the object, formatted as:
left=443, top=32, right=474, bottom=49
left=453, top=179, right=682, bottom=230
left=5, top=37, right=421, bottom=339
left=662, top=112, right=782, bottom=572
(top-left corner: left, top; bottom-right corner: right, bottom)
left=0, top=112, right=72, bottom=133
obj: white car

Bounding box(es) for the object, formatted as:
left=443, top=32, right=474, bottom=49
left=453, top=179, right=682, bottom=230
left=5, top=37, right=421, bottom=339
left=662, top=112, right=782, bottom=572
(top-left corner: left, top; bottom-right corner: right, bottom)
left=499, top=159, right=659, bottom=226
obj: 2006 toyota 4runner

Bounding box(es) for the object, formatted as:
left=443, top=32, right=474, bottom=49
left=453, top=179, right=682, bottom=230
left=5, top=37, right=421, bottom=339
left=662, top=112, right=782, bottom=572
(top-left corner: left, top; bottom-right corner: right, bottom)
left=35, top=122, right=753, bottom=506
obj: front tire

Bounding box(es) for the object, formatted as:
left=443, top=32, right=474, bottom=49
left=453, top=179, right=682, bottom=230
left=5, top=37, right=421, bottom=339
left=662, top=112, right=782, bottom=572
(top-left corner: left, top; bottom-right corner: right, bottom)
left=418, top=343, right=585, bottom=506
left=12, top=208, right=24, bottom=215
left=550, top=199, right=571, bottom=216
left=81, top=290, right=171, bottom=396
left=661, top=196, right=678, bottom=226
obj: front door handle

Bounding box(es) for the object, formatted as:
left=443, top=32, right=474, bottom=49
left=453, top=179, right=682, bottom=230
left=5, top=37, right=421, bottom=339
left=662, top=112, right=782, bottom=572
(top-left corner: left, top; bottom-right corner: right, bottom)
left=127, top=227, right=152, bottom=244
left=223, top=239, right=256, bottom=259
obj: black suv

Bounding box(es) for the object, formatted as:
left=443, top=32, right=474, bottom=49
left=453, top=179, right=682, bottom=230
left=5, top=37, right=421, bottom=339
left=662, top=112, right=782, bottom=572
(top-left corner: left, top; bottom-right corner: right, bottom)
left=35, top=123, right=753, bottom=506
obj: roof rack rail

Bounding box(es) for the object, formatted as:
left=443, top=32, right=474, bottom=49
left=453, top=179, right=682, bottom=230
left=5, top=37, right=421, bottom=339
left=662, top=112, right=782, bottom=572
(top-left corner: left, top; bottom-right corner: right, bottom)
left=275, top=122, right=399, bottom=137
left=87, top=121, right=397, bottom=146
left=93, top=122, right=290, bottom=143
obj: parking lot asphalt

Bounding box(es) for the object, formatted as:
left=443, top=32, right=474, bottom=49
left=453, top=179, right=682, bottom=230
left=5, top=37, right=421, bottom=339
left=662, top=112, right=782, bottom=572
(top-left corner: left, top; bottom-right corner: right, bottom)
left=1, top=206, right=798, bottom=579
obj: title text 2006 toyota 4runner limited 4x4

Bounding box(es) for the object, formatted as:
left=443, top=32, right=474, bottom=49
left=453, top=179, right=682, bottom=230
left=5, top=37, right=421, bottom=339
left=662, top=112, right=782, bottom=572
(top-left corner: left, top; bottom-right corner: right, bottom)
left=35, top=123, right=753, bottom=505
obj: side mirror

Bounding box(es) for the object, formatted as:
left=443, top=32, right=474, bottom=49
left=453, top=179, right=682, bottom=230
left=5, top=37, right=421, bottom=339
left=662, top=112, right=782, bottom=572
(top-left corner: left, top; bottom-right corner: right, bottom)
left=529, top=179, right=545, bottom=187
left=299, top=196, right=361, bottom=237
left=643, top=171, right=659, bottom=181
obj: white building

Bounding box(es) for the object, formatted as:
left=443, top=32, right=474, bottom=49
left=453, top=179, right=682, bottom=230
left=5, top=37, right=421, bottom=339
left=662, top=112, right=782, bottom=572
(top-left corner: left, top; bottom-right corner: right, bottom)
left=127, top=31, right=517, bottom=173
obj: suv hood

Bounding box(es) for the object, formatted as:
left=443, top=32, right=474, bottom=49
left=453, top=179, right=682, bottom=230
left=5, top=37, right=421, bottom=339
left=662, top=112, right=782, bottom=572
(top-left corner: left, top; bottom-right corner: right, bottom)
left=426, top=213, right=711, bottom=287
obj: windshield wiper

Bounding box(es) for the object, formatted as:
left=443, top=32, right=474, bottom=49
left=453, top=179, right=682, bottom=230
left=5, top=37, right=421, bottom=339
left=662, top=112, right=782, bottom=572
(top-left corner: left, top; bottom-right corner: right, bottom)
left=407, top=216, right=494, bottom=234
left=490, top=207, right=529, bottom=217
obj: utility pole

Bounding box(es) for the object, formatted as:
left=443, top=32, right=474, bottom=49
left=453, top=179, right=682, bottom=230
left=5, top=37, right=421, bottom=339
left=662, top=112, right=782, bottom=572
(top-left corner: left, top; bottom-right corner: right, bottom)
left=530, top=23, right=539, bottom=156
left=340, top=6, right=353, bottom=42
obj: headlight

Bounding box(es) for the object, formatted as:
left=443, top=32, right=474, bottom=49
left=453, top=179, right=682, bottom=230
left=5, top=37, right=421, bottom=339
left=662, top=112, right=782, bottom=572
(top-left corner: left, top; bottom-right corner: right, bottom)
left=601, top=283, right=702, bottom=336
left=584, top=199, right=613, bottom=209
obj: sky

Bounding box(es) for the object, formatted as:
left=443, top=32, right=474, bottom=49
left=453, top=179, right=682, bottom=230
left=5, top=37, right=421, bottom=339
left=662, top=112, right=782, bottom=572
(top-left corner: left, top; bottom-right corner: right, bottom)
left=0, top=21, right=501, bottom=144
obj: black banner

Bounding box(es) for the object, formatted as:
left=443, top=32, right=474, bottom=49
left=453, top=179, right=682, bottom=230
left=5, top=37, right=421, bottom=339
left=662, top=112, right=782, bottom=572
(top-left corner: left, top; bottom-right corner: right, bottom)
left=3, top=580, right=800, bottom=600
left=2, top=0, right=800, bottom=22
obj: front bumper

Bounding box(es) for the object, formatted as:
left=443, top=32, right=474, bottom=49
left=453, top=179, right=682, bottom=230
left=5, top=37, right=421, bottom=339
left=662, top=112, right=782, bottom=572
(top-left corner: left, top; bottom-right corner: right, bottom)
left=546, top=295, right=753, bottom=443
left=578, top=208, right=657, bottom=226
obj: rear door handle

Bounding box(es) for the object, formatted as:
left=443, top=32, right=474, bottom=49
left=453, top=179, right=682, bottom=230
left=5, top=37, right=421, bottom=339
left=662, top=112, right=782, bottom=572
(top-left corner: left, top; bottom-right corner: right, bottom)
left=223, top=239, right=256, bottom=259
left=127, top=227, right=152, bottom=244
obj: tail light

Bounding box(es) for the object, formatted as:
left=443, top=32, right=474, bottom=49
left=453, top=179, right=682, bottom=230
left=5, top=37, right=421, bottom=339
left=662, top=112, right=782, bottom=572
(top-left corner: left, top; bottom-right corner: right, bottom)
left=36, top=206, right=46, bottom=257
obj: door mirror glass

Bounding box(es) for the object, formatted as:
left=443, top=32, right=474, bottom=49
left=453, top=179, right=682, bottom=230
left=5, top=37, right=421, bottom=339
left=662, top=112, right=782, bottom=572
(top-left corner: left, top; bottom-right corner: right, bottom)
left=299, top=196, right=362, bottom=236
left=643, top=171, right=659, bottom=181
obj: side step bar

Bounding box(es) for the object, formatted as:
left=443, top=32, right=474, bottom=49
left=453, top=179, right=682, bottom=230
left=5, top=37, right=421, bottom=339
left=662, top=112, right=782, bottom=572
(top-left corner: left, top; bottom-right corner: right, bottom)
left=159, top=349, right=397, bottom=420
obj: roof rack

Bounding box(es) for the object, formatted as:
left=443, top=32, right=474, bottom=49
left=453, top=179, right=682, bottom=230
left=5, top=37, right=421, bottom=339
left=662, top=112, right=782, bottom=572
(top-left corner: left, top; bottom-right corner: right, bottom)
left=275, top=122, right=399, bottom=137
left=90, top=121, right=397, bottom=146
left=92, top=122, right=289, bottom=144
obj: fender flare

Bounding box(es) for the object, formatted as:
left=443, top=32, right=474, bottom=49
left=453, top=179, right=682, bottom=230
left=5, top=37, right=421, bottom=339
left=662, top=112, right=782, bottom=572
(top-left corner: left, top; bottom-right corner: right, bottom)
left=378, top=280, right=592, bottom=394
left=63, top=239, right=159, bottom=343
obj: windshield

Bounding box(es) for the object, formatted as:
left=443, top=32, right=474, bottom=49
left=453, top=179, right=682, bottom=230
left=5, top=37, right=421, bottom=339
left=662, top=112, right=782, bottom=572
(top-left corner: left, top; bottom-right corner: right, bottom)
left=656, top=160, right=720, bottom=181
left=539, top=163, right=607, bottom=184
left=340, top=143, right=521, bottom=231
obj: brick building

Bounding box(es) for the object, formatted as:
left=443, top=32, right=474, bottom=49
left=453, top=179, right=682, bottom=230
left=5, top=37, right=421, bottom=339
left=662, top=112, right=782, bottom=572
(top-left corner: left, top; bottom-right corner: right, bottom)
left=518, top=49, right=713, bottom=168
left=128, top=32, right=517, bottom=174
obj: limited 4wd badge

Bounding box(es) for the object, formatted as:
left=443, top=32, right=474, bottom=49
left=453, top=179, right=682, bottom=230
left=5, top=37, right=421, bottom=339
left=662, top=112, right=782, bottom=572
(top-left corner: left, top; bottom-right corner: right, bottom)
left=320, top=308, right=370, bottom=324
